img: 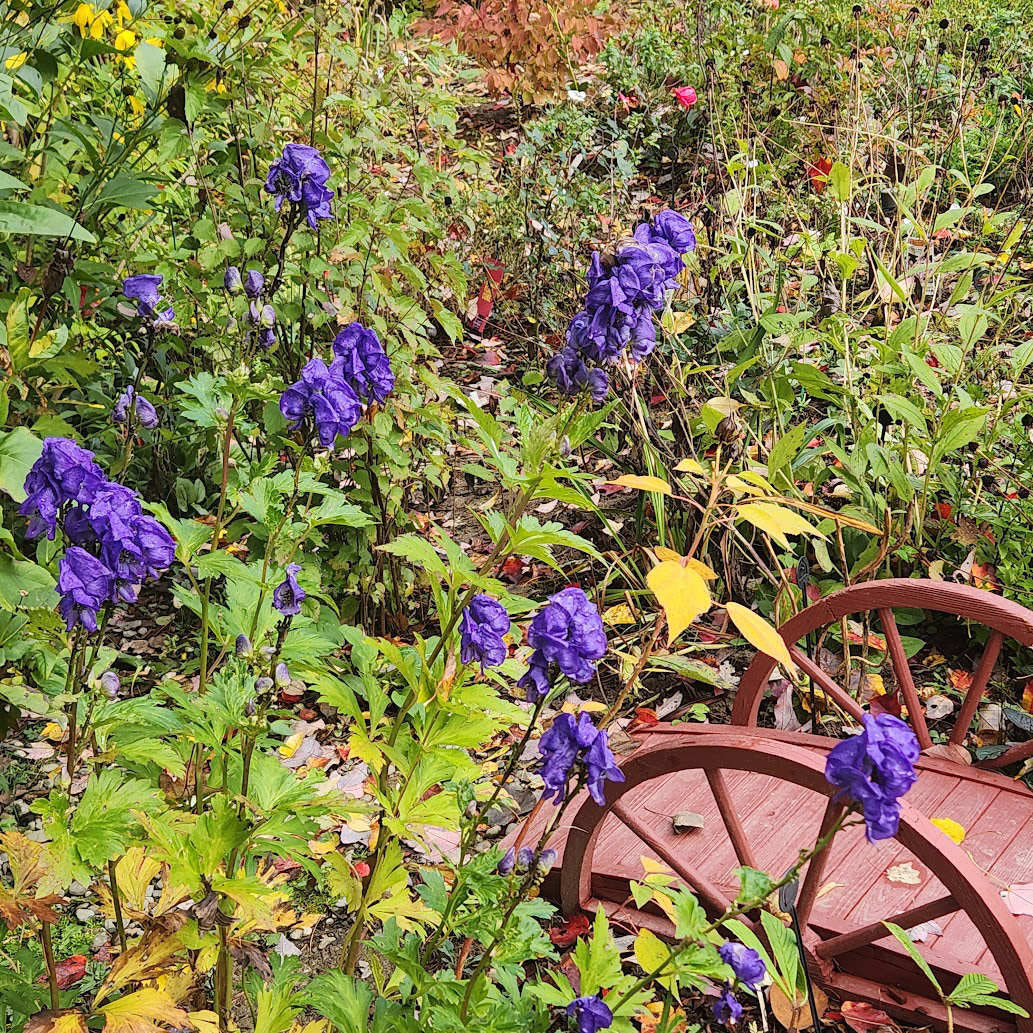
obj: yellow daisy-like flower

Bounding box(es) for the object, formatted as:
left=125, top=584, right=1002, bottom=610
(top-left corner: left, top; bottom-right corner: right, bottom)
left=113, top=27, right=135, bottom=50
left=4, top=52, right=27, bottom=70
left=128, top=95, right=145, bottom=117
left=72, top=3, right=95, bottom=34
left=89, top=9, right=113, bottom=38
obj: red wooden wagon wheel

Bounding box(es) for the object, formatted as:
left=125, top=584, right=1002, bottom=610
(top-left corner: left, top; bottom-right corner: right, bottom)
left=730, top=579, right=1033, bottom=769
left=551, top=726, right=1033, bottom=1033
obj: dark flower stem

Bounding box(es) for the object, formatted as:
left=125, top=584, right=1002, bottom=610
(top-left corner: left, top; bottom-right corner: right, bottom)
left=40, top=921, right=59, bottom=1009
left=108, top=858, right=128, bottom=953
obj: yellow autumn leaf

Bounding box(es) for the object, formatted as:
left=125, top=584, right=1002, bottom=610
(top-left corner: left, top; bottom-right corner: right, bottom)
left=653, top=546, right=681, bottom=562
left=634, top=928, right=670, bottom=972
left=279, top=732, right=304, bottom=758
left=725, top=602, right=795, bottom=672
left=736, top=469, right=774, bottom=493
left=100, top=989, right=187, bottom=1033
left=184, top=1013, right=220, bottom=1033
left=561, top=699, right=607, bottom=713
left=740, top=492, right=883, bottom=535
left=602, top=603, right=637, bottom=625
left=736, top=501, right=826, bottom=549
left=931, top=818, right=966, bottom=845
left=641, top=856, right=673, bottom=875
left=24, top=1013, right=88, bottom=1033
left=688, top=558, right=718, bottom=580
left=705, top=397, right=741, bottom=417
left=42, top=722, right=64, bottom=742
left=606, top=474, right=672, bottom=496
left=674, top=457, right=706, bottom=475
left=647, top=560, right=712, bottom=644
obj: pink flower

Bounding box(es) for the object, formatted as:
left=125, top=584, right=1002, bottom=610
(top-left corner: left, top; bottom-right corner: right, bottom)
left=672, top=86, right=698, bottom=109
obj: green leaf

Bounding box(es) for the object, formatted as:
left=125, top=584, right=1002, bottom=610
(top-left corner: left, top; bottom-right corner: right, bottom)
left=876, top=393, right=928, bottom=435
left=932, top=407, right=986, bottom=465
left=135, top=40, right=167, bottom=101
left=828, top=161, right=852, bottom=202
left=736, top=866, right=774, bottom=903
left=0, top=201, right=96, bottom=242
left=309, top=495, right=375, bottom=528
left=883, top=921, right=943, bottom=996
left=947, top=972, right=1000, bottom=1006
left=0, top=170, right=27, bottom=192
left=0, top=426, right=42, bottom=502
left=0, top=555, right=55, bottom=611
left=768, top=421, right=810, bottom=480
left=93, top=175, right=158, bottom=211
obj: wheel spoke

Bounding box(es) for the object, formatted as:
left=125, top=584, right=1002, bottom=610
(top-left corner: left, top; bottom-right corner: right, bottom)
left=788, top=647, right=865, bottom=723
left=795, top=799, right=846, bottom=929
left=974, top=737, right=1033, bottom=770
left=814, top=894, right=959, bottom=960
left=611, top=798, right=734, bottom=917
left=705, top=768, right=758, bottom=869
left=878, top=608, right=933, bottom=750
left=949, top=630, right=1004, bottom=747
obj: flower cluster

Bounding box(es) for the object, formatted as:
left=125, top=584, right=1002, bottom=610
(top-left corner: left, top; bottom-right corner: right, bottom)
left=460, top=594, right=510, bottom=668
left=538, top=711, right=624, bottom=805
left=825, top=713, right=920, bottom=842
left=548, top=209, right=696, bottom=402
left=518, top=586, right=606, bottom=701
left=20, top=439, right=176, bottom=631
left=566, top=995, right=612, bottom=1033
left=497, top=845, right=556, bottom=876
left=122, top=274, right=173, bottom=323
left=112, top=385, right=158, bottom=429
left=279, top=322, right=393, bottom=448
left=265, top=143, right=334, bottom=229
left=224, top=266, right=276, bottom=348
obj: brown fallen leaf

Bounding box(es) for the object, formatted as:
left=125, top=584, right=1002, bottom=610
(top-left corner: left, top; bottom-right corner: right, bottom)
left=840, top=999, right=898, bottom=1033
left=885, top=861, right=922, bottom=885
left=771, top=982, right=828, bottom=1030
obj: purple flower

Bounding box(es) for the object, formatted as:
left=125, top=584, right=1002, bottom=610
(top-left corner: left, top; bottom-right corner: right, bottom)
left=516, top=846, right=535, bottom=870
left=639, top=209, right=697, bottom=256
left=279, top=358, right=362, bottom=446
left=497, top=847, right=515, bottom=875
left=331, top=323, right=395, bottom=403
left=517, top=648, right=551, bottom=702
left=20, top=438, right=106, bottom=540
left=244, top=269, right=265, bottom=299
left=224, top=267, right=243, bottom=294
left=713, top=986, right=742, bottom=1026
left=112, top=386, right=158, bottom=429
left=719, top=942, right=766, bottom=989
left=566, top=996, right=612, bottom=1033
left=57, top=547, right=115, bottom=631
left=547, top=345, right=591, bottom=397
left=122, top=274, right=163, bottom=317
left=272, top=563, right=305, bottom=616
left=538, top=712, right=624, bottom=805
left=459, top=594, right=509, bottom=668
left=586, top=367, right=609, bottom=402
left=526, top=587, right=607, bottom=685
left=99, top=671, right=120, bottom=698
left=825, top=714, right=920, bottom=842
left=264, top=143, right=334, bottom=229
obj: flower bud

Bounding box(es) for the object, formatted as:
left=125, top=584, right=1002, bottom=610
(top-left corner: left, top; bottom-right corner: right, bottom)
left=99, top=671, right=120, bottom=699
left=224, top=266, right=243, bottom=294
left=255, top=676, right=274, bottom=694
left=235, top=633, right=252, bottom=657
left=538, top=848, right=558, bottom=873
left=497, top=847, right=515, bottom=875
left=260, top=303, right=276, bottom=329
left=244, top=269, right=265, bottom=299
left=516, top=846, right=534, bottom=872
left=274, top=662, right=290, bottom=687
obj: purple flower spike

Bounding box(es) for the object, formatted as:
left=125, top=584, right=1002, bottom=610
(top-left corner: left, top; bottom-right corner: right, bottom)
left=497, top=847, right=515, bottom=875
left=538, top=712, right=623, bottom=805
left=459, top=594, right=510, bottom=668
left=112, top=386, right=158, bottom=429
left=331, top=323, right=395, bottom=404
left=279, top=357, right=362, bottom=446
left=57, top=547, right=115, bottom=631
left=264, top=143, right=334, bottom=229
left=122, top=274, right=163, bottom=317
left=526, top=586, right=607, bottom=684
left=825, top=713, right=919, bottom=842
left=272, top=563, right=305, bottom=616
left=20, top=438, right=106, bottom=540
left=713, top=986, right=743, bottom=1026
left=719, top=942, right=766, bottom=989
left=566, top=995, right=613, bottom=1033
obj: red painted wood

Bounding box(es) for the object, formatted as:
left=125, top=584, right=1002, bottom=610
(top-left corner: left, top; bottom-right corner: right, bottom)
left=879, top=606, right=933, bottom=749
left=950, top=630, right=1004, bottom=746
left=814, top=894, right=959, bottom=960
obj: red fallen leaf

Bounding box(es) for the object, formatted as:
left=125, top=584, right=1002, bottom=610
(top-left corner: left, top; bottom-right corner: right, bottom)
left=499, top=555, right=528, bottom=583
left=649, top=391, right=667, bottom=405
left=352, top=861, right=371, bottom=878
left=805, top=582, right=822, bottom=602
left=869, top=692, right=902, bottom=718
left=807, top=157, right=833, bottom=193
left=841, top=999, right=898, bottom=1033
left=926, top=353, right=940, bottom=368
left=278, top=687, right=304, bottom=704
left=844, top=629, right=887, bottom=651
left=1007, top=491, right=1019, bottom=500
left=38, top=955, right=86, bottom=990
left=628, top=707, right=659, bottom=731
left=272, top=856, right=303, bottom=873
left=298, top=707, right=318, bottom=721
left=936, top=502, right=953, bottom=519
left=549, top=912, right=590, bottom=947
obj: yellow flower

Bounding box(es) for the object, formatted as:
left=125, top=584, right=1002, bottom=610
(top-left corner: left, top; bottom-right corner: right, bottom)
left=205, top=79, right=227, bottom=95
left=89, top=9, right=113, bottom=38
left=145, top=36, right=163, bottom=47
left=113, top=27, right=135, bottom=50
left=115, top=1, right=131, bottom=24
left=128, top=95, right=145, bottom=117
left=4, top=52, right=27, bottom=70
left=72, top=3, right=95, bottom=34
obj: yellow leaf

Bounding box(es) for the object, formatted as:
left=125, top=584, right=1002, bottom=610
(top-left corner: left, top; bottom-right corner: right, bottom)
left=740, top=492, right=882, bottom=535
left=561, top=700, right=607, bottom=713
left=279, top=732, right=304, bottom=758
left=736, top=502, right=825, bottom=549
left=606, top=475, right=672, bottom=496
left=184, top=1013, right=220, bottom=1033
left=24, top=1013, right=88, bottom=1033
left=653, top=546, right=682, bottom=562
left=705, top=397, right=741, bottom=417
left=885, top=861, right=922, bottom=885
left=931, top=818, right=966, bottom=845
left=725, top=602, right=795, bottom=673
left=688, top=558, right=718, bottom=580
left=634, top=928, right=670, bottom=972
left=736, top=470, right=774, bottom=493
left=100, top=989, right=187, bottom=1033
left=601, top=603, right=636, bottom=625
left=674, top=458, right=706, bottom=475
left=42, top=722, right=64, bottom=742
left=641, top=856, right=672, bottom=875
left=647, top=561, right=712, bottom=644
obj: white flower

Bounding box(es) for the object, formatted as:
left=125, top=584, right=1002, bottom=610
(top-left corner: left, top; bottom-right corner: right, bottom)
left=567, top=89, right=587, bottom=103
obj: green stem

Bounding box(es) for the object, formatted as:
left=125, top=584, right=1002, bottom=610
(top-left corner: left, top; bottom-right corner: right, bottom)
left=40, top=922, right=59, bottom=1010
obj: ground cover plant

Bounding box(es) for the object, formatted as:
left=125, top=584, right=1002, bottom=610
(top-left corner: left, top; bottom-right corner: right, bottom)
left=2, top=0, right=1033, bottom=1031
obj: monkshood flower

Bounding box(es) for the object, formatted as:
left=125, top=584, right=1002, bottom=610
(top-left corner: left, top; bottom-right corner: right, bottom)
left=459, top=594, right=509, bottom=668
left=57, top=547, right=115, bottom=632
left=224, top=266, right=243, bottom=294
left=272, top=563, right=305, bottom=616
left=279, top=357, right=362, bottom=447
left=825, top=713, right=919, bottom=842
left=713, top=986, right=743, bottom=1026
left=112, top=385, right=159, bottom=429
left=640, top=208, right=697, bottom=256
left=122, top=274, right=163, bottom=317
left=258, top=303, right=276, bottom=349
left=20, top=438, right=106, bottom=540
left=331, top=322, right=395, bottom=403
left=566, top=995, right=613, bottom=1033
left=244, top=269, right=265, bottom=299
left=719, top=942, right=766, bottom=989
left=497, top=847, right=515, bottom=875
left=265, top=143, right=334, bottom=229
left=527, top=587, right=607, bottom=684
left=539, top=712, right=623, bottom=805
left=517, top=648, right=550, bottom=702
left=99, top=671, right=120, bottom=698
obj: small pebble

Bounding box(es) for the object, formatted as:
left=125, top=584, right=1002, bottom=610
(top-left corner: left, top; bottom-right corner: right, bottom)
left=75, top=906, right=95, bottom=923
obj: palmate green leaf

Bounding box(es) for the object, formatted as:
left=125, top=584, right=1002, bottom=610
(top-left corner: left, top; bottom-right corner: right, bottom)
left=572, top=905, right=623, bottom=997
left=308, top=494, right=374, bottom=528
left=305, top=970, right=374, bottom=1033
left=0, top=554, right=55, bottom=611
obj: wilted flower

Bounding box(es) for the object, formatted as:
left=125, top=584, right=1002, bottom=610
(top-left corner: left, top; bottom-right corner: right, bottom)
left=719, top=942, right=766, bottom=989
left=672, top=85, right=698, bottom=109
left=264, top=143, right=334, bottom=228
left=713, top=986, right=742, bottom=1025
left=57, top=547, right=115, bottom=631
left=517, top=649, right=551, bottom=702
left=331, top=323, right=394, bottom=403
left=825, top=713, right=919, bottom=842
left=566, top=995, right=613, bottom=1033
left=20, top=438, right=106, bottom=540
left=112, top=385, right=158, bottom=429
left=122, top=274, right=164, bottom=317
left=526, top=587, right=607, bottom=684
left=279, top=357, right=362, bottom=446
left=538, top=711, right=623, bottom=805
left=272, top=563, right=305, bottom=616
left=224, top=266, right=243, bottom=294
left=460, top=594, right=510, bottom=668
left=244, top=269, right=265, bottom=299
